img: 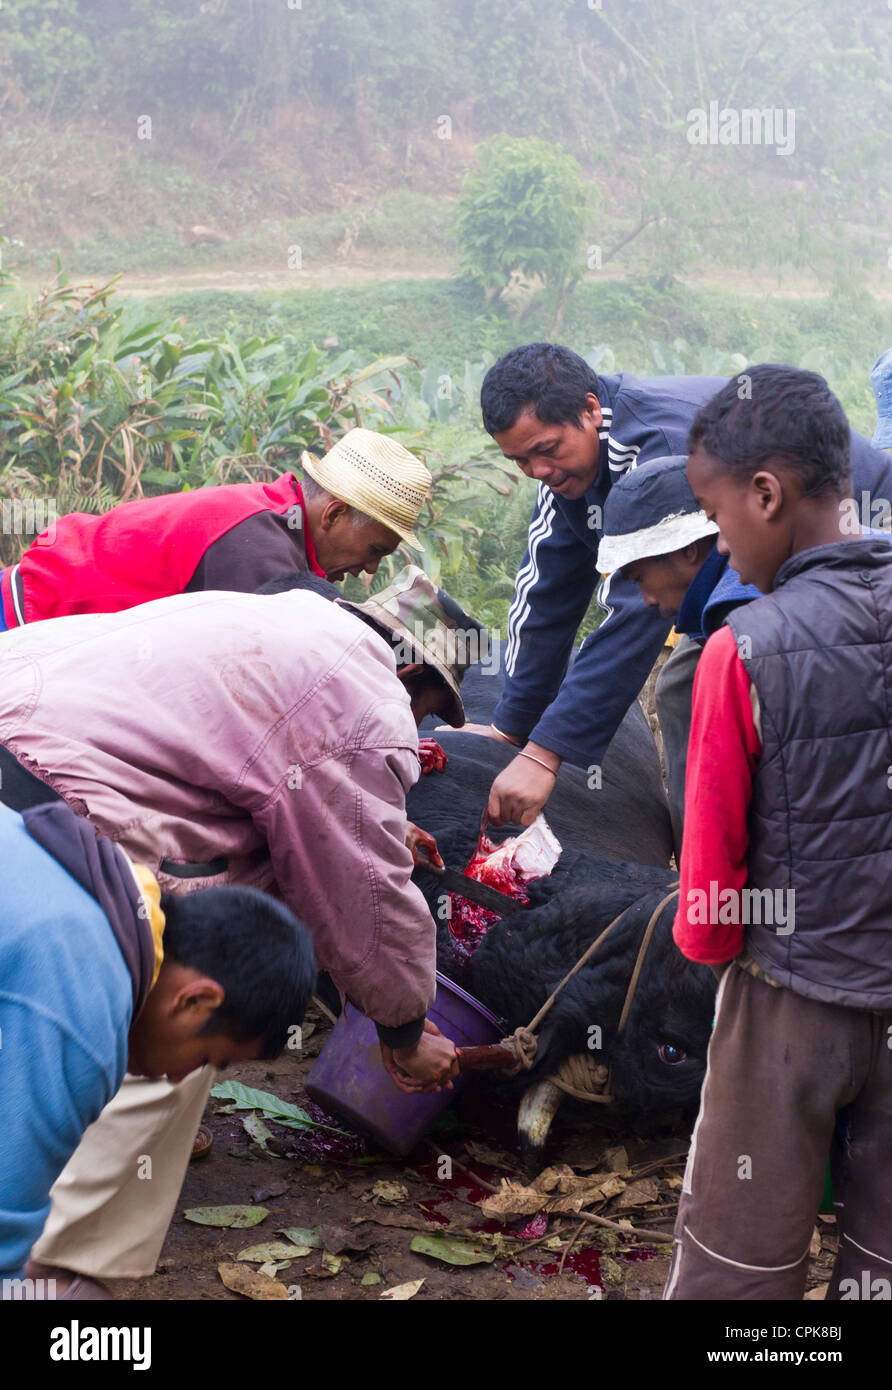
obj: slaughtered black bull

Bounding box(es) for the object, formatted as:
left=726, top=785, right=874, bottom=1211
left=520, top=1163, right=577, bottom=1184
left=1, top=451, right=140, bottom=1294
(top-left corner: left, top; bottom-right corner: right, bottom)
left=411, top=666, right=716, bottom=1168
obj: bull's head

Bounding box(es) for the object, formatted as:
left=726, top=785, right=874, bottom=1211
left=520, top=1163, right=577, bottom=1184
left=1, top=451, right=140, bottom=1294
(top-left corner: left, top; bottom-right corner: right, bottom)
left=466, top=879, right=716, bottom=1172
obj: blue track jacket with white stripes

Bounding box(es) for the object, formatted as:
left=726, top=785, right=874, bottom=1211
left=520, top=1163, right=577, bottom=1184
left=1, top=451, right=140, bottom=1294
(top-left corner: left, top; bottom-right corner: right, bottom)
left=493, top=371, right=892, bottom=769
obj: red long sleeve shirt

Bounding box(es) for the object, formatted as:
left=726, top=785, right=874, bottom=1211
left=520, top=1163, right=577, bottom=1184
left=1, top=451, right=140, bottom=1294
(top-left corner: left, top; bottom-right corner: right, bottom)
left=673, top=624, right=764, bottom=965
left=2, top=475, right=324, bottom=628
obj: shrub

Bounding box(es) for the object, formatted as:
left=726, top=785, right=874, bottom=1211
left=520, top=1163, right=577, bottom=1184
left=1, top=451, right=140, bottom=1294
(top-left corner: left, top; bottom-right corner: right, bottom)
left=453, top=136, right=591, bottom=323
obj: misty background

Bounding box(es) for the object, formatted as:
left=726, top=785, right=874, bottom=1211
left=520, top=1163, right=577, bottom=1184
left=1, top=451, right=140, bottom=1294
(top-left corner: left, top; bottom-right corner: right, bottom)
left=1, top=0, right=890, bottom=625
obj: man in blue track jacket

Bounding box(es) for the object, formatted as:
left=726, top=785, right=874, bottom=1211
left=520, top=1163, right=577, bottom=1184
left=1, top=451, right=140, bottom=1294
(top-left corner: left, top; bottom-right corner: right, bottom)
left=468, top=344, right=892, bottom=827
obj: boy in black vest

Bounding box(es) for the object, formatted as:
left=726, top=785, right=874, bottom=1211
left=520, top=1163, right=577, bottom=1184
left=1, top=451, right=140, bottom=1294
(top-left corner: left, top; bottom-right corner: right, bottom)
left=664, top=365, right=892, bottom=1301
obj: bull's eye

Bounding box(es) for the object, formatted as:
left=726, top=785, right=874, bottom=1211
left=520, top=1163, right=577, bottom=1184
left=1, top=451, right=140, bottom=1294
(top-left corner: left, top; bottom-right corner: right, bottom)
left=658, top=1042, right=686, bottom=1065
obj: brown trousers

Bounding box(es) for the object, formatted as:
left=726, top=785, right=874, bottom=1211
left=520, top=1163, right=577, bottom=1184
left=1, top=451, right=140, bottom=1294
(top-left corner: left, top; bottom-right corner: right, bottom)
left=664, top=961, right=892, bottom=1300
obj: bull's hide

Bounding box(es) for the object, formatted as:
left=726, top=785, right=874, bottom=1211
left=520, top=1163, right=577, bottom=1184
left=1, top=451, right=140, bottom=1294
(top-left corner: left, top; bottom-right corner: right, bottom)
left=410, top=676, right=714, bottom=1140
left=410, top=698, right=674, bottom=871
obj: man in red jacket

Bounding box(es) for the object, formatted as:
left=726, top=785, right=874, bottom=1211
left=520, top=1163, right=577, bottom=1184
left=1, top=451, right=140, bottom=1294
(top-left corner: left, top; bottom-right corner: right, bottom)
left=0, top=428, right=431, bottom=629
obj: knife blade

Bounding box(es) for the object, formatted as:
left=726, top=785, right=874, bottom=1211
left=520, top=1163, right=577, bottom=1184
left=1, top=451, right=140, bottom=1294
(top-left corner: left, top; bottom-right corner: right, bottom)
left=414, top=854, right=525, bottom=917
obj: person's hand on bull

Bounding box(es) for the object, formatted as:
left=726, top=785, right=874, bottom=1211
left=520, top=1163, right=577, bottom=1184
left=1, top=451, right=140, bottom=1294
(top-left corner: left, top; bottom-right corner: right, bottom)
left=417, top=737, right=449, bottom=773
left=486, top=742, right=562, bottom=826
left=380, top=1018, right=460, bottom=1094
left=406, top=820, right=443, bottom=868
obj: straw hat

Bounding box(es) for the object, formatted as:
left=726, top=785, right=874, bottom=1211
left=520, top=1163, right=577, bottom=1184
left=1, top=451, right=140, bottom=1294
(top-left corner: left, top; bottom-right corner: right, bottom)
left=301, top=428, right=432, bottom=550
left=339, top=566, right=489, bottom=728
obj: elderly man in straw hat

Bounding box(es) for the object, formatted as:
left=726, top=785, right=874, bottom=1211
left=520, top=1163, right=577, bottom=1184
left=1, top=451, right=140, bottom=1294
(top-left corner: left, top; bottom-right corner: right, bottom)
left=0, top=564, right=481, bottom=1297
left=0, top=428, right=429, bottom=631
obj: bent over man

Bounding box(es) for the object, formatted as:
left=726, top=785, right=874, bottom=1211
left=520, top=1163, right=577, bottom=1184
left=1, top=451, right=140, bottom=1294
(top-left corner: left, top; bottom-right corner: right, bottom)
left=0, top=428, right=430, bottom=628
left=0, top=799, right=314, bottom=1296
left=0, top=568, right=470, bottom=1293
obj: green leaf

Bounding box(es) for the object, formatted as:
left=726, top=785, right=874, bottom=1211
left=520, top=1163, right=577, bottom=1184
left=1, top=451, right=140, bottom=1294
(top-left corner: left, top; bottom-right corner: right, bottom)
left=236, top=1241, right=312, bottom=1262
left=409, top=1234, right=495, bottom=1266
left=185, top=1205, right=269, bottom=1228
left=210, top=1079, right=347, bottom=1134
left=276, top=1227, right=323, bottom=1249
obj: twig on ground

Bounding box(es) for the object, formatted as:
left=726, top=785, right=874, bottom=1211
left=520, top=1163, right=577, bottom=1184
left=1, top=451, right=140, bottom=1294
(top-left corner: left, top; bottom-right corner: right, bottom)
left=557, top=1219, right=589, bottom=1277
left=577, top=1210, right=674, bottom=1243
left=423, top=1139, right=500, bottom=1194
left=629, top=1149, right=689, bottom=1180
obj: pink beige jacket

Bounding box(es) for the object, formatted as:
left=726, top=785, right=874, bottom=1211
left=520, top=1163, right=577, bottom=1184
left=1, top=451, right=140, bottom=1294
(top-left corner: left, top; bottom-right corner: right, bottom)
left=0, top=589, right=435, bottom=1028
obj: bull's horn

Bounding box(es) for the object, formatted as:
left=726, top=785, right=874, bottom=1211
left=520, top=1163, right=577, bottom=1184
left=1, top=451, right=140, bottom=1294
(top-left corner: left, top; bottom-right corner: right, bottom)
left=518, top=1076, right=564, bottom=1174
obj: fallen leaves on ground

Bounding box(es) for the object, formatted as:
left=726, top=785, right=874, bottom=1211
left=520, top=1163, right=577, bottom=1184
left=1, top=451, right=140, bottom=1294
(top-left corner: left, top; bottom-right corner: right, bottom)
left=410, top=1233, right=496, bottom=1266
left=212, top=1079, right=348, bottom=1135
left=277, top=1225, right=323, bottom=1248
left=463, top=1140, right=518, bottom=1171
left=185, top=1204, right=269, bottom=1228
left=380, top=1278, right=425, bottom=1300
left=368, top=1180, right=409, bottom=1204
left=354, top=1210, right=438, bottom=1233
left=218, top=1262, right=290, bottom=1300
left=614, top=1178, right=661, bottom=1210
left=478, top=1164, right=627, bottom=1219
left=317, top=1223, right=374, bottom=1253
left=252, top=1180, right=289, bottom=1202
left=242, top=1112, right=278, bottom=1154
left=237, top=1240, right=312, bottom=1262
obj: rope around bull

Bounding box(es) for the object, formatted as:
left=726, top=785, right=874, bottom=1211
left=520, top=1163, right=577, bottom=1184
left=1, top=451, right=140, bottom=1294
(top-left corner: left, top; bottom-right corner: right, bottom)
left=495, top=887, right=681, bottom=1103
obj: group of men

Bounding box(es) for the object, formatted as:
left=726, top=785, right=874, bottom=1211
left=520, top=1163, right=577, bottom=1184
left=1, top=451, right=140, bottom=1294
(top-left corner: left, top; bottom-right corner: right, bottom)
left=2, top=342, right=891, bottom=1303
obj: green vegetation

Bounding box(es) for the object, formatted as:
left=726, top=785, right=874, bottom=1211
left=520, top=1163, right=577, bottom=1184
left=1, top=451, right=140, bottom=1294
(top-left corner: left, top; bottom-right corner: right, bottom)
left=0, top=255, right=528, bottom=621
left=1, top=3, right=889, bottom=286
left=454, top=136, right=591, bottom=327
left=141, top=277, right=890, bottom=439
left=2, top=245, right=887, bottom=630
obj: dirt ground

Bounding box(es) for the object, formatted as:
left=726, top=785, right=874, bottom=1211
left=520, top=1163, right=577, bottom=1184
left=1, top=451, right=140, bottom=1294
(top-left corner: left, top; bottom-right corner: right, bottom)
left=22, top=260, right=892, bottom=302
left=106, top=1001, right=838, bottom=1303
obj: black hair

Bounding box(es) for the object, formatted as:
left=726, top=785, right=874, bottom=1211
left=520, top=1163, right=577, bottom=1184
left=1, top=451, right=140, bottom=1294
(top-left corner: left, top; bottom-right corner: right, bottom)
left=159, top=887, right=317, bottom=1059
left=480, top=343, right=600, bottom=436
left=255, top=572, right=341, bottom=600
left=399, top=664, right=452, bottom=706
left=687, top=364, right=852, bottom=498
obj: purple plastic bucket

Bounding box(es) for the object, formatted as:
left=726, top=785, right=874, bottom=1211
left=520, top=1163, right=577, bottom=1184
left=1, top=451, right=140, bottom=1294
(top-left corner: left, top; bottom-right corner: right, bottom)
left=305, top=973, right=505, bottom=1156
